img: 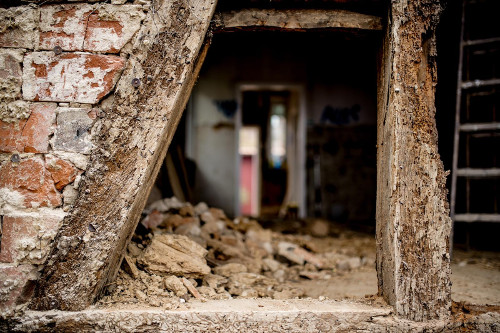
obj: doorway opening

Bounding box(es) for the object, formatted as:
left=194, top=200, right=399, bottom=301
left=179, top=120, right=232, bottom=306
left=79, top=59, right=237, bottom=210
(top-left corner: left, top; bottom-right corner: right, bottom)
left=237, top=87, right=305, bottom=218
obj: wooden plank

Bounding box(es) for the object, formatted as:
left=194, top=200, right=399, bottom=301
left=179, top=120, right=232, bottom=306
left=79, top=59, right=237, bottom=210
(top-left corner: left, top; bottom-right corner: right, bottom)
left=30, top=0, right=217, bottom=311
left=461, top=78, right=500, bottom=89
left=216, top=9, right=382, bottom=32
left=456, top=168, right=500, bottom=178
left=459, top=122, right=500, bottom=132
left=376, top=0, right=452, bottom=321
left=463, top=36, right=500, bottom=46
left=454, top=214, right=500, bottom=222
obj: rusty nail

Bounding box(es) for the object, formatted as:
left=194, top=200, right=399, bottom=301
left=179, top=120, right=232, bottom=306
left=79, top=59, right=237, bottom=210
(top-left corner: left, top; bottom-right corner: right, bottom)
left=10, top=154, right=20, bottom=163
left=132, top=78, right=141, bottom=88
left=53, top=46, right=62, bottom=55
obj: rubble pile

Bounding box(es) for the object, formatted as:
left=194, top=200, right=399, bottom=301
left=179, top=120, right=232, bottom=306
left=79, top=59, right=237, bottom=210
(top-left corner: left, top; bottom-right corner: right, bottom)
left=98, top=197, right=375, bottom=308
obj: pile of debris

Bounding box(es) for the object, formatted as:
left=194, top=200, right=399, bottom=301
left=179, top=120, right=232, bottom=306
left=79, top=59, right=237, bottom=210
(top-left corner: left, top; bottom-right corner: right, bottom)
left=98, top=197, right=375, bottom=308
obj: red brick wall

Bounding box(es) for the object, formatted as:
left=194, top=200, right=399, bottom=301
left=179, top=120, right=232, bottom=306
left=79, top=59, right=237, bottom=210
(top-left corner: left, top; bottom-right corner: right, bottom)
left=0, top=2, right=146, bottom=313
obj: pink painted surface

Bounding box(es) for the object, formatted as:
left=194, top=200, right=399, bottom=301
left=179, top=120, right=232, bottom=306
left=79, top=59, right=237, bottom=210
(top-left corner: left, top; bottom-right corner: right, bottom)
left=240, top=155, right=254, bottom=216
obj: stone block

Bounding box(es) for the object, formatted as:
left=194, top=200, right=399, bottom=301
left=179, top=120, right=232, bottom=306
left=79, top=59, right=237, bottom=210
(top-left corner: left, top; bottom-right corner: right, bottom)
left=0, top=103, right=56, bottom=153
left=0, top=6, right=39, bottom=49
left=0, top=264, right=37, bottom=313
left=39, top=4, right=144, bottom=53
left=23, top=52, right=125, bottom=104
left=0, top=49, right=24, bottom=121
left=0, top=214, right=64, bottom=263
left=0, top=156, right=62, bottom=208
left=52, top=108, right=94, bottom=153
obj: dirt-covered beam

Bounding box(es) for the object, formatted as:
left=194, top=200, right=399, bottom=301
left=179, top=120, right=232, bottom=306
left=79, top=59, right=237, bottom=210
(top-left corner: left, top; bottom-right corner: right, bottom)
left=30, top=0, right=217, bottom=311
left=376, top=0, right=452, bottom=321
left=215, top=9, right=382, bottom=32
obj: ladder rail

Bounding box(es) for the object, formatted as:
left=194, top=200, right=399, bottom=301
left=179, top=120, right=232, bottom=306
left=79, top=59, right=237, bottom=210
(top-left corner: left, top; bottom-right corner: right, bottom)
left=450, top=0, right=466, bottom=225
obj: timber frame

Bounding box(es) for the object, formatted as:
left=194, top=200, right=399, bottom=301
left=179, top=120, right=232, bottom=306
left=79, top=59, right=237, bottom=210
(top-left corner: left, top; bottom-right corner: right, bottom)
left=30, top=0, right=452, bottom=323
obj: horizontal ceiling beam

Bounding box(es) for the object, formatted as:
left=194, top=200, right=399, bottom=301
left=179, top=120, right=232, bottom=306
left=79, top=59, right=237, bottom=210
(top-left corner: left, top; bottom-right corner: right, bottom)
left=215, top=9, right=383, bottom=32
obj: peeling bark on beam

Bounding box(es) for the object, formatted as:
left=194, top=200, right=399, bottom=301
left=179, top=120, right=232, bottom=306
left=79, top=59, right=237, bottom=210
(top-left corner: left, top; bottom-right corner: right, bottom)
left=376, top=0, right=452, bottom=322
left=215, top=9, right=382, bottom=32
left=30, top=0, right=217, bottom=311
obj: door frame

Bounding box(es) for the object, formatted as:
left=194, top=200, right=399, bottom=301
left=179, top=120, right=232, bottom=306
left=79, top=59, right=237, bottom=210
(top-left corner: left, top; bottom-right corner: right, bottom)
left=234, top=83, right=307, bottom=218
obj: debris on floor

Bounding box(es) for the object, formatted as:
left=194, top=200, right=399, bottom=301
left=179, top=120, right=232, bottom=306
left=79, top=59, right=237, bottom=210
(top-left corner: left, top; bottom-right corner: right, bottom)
left=97, top=197, right=376, bottom=308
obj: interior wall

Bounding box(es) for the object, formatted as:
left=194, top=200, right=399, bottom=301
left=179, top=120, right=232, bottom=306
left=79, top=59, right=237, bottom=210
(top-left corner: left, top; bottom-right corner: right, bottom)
left=188, top=31, right=379, bottom=219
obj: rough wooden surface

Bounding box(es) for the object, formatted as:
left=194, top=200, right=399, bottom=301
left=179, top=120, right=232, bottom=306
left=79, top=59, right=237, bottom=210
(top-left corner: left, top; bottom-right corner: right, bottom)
left=30, top=0, right=217, bottom=311
left=376, top=0, right=452, bottom=321
left=216, top=9, right=382, bottom=32
left=3, top=300, right=499, bottom=333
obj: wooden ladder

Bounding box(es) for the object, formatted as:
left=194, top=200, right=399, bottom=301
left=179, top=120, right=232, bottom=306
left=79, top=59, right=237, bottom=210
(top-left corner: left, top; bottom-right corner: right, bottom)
left=450, top=0, right=500, bottom=249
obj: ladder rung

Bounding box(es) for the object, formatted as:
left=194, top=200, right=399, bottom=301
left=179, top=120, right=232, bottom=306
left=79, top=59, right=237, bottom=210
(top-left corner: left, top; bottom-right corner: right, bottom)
left=456, top=168, right=500, bottom=178
left=459, top=122, right=500, bottom=132
left=454, top=214, right=500, bottom=222
left=463, top=37, right=500, bottom=47
left=461, top=78, right=500, bottom=89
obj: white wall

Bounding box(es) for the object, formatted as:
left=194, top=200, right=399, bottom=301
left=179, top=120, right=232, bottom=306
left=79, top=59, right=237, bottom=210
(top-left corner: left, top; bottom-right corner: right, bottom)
left=188, top=32, right=378, bottom=217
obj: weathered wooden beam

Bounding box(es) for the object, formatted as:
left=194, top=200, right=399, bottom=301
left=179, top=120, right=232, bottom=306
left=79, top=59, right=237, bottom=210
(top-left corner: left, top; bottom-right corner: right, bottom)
left=30, top=0, right=217, bottom=311
left=215, top=8, right=382, bottom=32
left=376, top=0, right=452, bottom=321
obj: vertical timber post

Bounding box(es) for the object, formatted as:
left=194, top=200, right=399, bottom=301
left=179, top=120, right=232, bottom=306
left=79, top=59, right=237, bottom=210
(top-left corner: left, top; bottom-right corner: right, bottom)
left=376, top=0, right=452, bottom=321
left=30, top=0, right=217, bottom=311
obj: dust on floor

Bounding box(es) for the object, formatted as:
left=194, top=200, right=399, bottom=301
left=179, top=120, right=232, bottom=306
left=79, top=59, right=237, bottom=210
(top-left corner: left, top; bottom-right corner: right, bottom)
left=96, top=197, right=500, bottom=309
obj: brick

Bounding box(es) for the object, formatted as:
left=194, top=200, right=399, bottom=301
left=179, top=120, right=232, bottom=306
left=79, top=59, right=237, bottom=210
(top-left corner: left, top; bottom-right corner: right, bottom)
left=83, top=5, right=145, bottom=53
left=0, top=103, right=56, bottom=153
left=45, top=155, right=80, bottom=190
left=23, top=52, right=125, bottom=104
left=0, top=157, right=62, bottom=208
left=0, top=215, right=63, bottom=263
left=22, top=104, right=57, bottom=153
left=39, top=4, right=144, bottom=54
left=39, top=4, right=92, bottom=52
left=52, top=108, right=94, bottom=153
left=0, top=119, right=26, bottom=153
left=0, top=6, right=39, bottom=49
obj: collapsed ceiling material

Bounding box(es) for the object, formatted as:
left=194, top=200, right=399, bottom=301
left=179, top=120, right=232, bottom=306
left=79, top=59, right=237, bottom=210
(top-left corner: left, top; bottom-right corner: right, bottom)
left=98, top=197, right=375, bottom=308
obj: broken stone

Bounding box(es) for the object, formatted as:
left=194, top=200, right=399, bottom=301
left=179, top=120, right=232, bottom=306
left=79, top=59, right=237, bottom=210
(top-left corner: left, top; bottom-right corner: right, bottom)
left=209, top=207, right=226, bottom=220
left=163, top=276, right=187, bottom=297
left=203, top=274, right=228, bottom=290
left=197, top=286, right=218, bottom=299
left=141, top=210, right=164, bottom=229
left=179, top=204, right=195, bottom=217
left=163, top=214, right=183, bottom=228
left=200, top=211, right=216, bottom=224
left=194, top=202, right=209, bottom=215
left=262, top=258, right=281, bottom=272
left=310, top=219, right=330, bottom=237
left=139, top=234, right=210, bottom=278
left=213, top=263, right=248, bottom=277
left=201, top=221, right=222, bottom=235
left=175, top=222, right=202, bottom=238
left=277, top=242, right=304, bottom=265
